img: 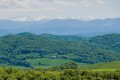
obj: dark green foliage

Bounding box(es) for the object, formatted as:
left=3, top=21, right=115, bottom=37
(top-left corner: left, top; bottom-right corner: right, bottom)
left=0, top=68, right=120, bottom=80
left=45, top=62, right=79, bottom=71
left=89, top=34, right=120, bottom=46
left=0, top=33, right=120, bottom=68
left=89, top=33, right=120, bottom=52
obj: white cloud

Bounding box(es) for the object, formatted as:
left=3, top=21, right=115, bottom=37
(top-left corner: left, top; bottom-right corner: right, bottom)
left=53, top=0, right=79, bottom=7
left=9, top=16, right=97, bottom=21
left=80, top=0, right=92, bottom=7
left=32, top=16, right=48, bottom=21
left=96, top=0, right=105, bottom=4
left=0, top=0, right=58, bottom=13
left=0, top=0, right=94, bottom=13
left=82, top=16, right=96, bottom=20
left=0, top=0, right=29, bottom=9
left=11, top=17, right=28, bottom=21
left=10, top=16, right=48, bottom=21
left=0, top=0, right=80, bottom=13
left=0, top=0, right=119, bottom=20
left=52, top=16, right=66, bottom=19
left=70, top=16, right=96, bottom=20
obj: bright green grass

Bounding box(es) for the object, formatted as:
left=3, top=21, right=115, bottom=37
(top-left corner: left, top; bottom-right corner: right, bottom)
left=27, top=58, right=75, bottom=68
left=91, top=69, right=120, bottom=71
left=81, top=60, right=120, bottom=71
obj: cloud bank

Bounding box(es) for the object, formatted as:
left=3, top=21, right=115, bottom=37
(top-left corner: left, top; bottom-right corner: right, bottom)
left=0, top=0, right=99, bottom=13
left=0, top=0, right=120, bottom=20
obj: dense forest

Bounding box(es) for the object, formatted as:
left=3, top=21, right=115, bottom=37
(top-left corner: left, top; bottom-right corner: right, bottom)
left=0, top=62, right=120, bottom=80
left=0, top=32, right=120, bottom=68
left=0, top=68, right=120, bottom=80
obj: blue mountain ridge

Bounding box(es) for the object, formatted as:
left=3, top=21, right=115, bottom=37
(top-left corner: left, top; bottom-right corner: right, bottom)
left=0, top=18, right=120, bottom=36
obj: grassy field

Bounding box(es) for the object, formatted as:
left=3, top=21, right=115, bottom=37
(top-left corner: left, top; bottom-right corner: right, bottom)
left=29, top=58, right=87, bottom=69
left=0, top=59, right=120, bottom=71
left=0, top=58, right=88, bottom=69
left=91, top=69, right=120, bottom=71
left=27, top=58, right=75, bottom=68
left=81, top=60, right=120, bottom=71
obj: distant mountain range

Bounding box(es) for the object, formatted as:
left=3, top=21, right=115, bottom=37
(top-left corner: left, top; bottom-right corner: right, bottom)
left=0, top=18, right=120, bottom=36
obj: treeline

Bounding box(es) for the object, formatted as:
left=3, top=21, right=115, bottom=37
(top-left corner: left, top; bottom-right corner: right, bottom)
left=0, top=68, right=120, bottom=80
left=0, top=32, right=120, bottom=67
left=45, top=62, right=79, bottom=71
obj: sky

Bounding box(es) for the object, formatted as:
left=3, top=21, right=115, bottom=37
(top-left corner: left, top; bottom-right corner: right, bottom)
left=0, top=0, right=120, bottom=21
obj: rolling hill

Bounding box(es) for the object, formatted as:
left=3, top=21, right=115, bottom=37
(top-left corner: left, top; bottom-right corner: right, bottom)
left=0, top=32, right=120, bottom=68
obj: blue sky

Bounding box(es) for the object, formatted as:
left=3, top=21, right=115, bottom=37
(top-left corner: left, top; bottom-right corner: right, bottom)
left=0, top=0, right=120, bottom=21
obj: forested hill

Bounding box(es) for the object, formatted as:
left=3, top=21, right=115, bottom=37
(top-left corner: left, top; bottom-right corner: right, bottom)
left=0, top=32, right=120, bottom=68
left=90, top=34, right=120, bottom=53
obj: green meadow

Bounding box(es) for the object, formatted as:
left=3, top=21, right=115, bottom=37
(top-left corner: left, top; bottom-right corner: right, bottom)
left=81, top=60, right=120, bottom=71
left=28, top=58, right=74, bottom=68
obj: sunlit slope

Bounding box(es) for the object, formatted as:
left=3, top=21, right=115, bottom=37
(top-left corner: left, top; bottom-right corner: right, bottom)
left=81, top=60, right=120, bottom=71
